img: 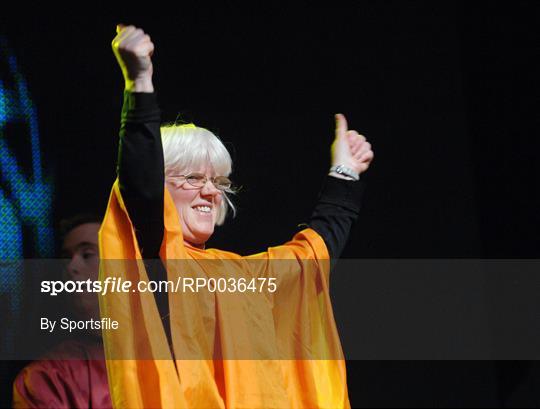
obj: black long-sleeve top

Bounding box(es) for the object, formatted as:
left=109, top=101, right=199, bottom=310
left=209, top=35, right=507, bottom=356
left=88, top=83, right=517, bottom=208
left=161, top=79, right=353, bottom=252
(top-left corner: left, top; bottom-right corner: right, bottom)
left=117, top=91, right=365, bottom=260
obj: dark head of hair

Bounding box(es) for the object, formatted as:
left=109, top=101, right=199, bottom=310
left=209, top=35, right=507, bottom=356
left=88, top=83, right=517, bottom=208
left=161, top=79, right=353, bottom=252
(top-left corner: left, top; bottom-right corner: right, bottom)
left=58, top=213, right=102, bottom=247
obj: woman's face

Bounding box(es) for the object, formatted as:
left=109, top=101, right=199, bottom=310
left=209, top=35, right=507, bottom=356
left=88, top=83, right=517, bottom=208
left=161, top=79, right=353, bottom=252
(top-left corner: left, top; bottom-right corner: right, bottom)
left=166, top=167, right=223, bottom=247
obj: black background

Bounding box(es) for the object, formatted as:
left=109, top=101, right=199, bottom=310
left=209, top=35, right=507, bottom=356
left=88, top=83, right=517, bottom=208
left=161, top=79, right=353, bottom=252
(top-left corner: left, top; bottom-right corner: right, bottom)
left=1, top=1, right=539, bottom=407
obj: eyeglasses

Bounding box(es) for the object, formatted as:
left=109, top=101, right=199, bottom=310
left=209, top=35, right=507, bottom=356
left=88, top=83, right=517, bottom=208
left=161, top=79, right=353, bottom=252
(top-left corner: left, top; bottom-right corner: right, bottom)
left=167, top=173, right=233, bottom=192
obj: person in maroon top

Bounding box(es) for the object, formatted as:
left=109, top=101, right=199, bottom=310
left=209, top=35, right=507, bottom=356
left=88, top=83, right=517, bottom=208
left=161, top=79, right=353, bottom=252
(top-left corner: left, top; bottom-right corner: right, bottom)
left=12, top=215, right=112, bottom=409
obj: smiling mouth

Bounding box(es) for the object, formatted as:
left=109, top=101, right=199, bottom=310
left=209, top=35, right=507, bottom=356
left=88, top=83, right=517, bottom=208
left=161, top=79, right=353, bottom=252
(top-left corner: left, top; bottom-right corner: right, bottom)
left=193, top=205, right=212, bottom=214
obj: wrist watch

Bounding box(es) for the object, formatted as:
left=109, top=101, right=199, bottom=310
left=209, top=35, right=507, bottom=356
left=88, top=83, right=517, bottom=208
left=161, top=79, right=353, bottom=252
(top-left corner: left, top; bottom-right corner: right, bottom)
left=329, top=165, right=360, bottom=181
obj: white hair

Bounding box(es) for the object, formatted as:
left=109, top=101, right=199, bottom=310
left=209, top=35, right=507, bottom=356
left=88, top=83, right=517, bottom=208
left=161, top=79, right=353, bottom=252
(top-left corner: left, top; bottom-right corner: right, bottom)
left=161, top=123, right=236, bottom=226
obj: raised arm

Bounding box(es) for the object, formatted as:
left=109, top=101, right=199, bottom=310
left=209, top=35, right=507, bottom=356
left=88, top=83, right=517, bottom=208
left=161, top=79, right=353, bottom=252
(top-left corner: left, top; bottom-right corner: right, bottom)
left=309, top=114, right=374, bottom=258
left=112, top=25, right=164, bottom=258
left=110, top=26, right=174, bottom=349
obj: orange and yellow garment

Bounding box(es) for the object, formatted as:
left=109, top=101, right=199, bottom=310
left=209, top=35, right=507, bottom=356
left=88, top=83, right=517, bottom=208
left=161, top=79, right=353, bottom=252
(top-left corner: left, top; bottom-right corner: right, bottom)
left=98, top=179, right=351, bottom=408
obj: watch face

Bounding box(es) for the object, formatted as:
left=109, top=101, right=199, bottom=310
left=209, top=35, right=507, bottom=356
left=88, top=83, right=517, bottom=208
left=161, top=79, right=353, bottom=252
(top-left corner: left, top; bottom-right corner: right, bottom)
left=336, top=166, right=358, bottom=180
left=331, top=166, right=358, bottom=180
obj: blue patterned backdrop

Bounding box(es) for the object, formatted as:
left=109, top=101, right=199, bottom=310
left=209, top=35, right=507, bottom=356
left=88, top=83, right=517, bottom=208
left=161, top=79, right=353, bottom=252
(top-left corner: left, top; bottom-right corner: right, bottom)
left=0, top=37, right=53, bottom=356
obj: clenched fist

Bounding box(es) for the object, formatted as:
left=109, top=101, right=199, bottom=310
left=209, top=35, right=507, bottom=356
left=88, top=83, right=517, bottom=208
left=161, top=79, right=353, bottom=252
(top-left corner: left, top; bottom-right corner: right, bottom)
left=112, top=24, right=155, bottom=92
left=330, top=113, right=374, bottom=179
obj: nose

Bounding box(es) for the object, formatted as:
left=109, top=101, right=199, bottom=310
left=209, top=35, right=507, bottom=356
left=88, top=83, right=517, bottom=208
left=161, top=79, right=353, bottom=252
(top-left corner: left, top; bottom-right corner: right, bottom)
left=200, top=179, right=221, bottom=197
left=65, top=255, right=81, bottom=279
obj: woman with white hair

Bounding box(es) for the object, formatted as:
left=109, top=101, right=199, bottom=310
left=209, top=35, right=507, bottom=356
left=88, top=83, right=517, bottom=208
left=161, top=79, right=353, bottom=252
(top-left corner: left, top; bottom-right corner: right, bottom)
left=99, top=25, right=373, bottom=409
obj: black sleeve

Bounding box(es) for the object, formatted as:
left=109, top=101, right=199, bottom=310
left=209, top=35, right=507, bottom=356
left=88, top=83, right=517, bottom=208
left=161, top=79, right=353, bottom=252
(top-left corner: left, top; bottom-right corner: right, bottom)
left=117, top=91, right=164, bottom=258
left=116, top=92, right=173, bottom=349
left=309, top=176, right=366, bottom=259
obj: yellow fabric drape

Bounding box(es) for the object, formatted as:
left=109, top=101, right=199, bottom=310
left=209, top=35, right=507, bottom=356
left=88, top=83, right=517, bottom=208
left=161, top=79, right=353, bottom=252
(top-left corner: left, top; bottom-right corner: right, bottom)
left=98, top=180, right=351, bottom=408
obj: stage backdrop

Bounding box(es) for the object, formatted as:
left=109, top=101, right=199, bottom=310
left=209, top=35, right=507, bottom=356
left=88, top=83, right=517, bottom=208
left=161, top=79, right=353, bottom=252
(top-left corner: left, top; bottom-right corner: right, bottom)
left=1, top=2, right=539, bottom=407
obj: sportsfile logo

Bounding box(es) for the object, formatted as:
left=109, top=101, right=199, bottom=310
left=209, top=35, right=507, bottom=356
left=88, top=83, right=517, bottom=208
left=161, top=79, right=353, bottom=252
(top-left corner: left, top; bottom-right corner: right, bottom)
left=41, top=276, right=277, bottom=296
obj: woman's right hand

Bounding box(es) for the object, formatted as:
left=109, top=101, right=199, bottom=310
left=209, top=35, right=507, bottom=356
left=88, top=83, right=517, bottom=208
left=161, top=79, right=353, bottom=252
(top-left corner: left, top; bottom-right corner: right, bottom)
left=112, top=24, right=155, bottom=92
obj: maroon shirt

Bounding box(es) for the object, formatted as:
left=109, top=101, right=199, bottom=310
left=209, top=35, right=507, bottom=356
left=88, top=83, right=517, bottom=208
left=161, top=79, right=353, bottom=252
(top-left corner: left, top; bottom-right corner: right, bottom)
left=13, top=338, right=111, bottom=409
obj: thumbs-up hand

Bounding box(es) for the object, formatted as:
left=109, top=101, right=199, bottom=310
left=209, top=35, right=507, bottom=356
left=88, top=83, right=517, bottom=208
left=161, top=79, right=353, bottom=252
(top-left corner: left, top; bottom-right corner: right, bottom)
left=330, top=113, right=374, bottom=178
left=111, top=24, right=155, bottom=92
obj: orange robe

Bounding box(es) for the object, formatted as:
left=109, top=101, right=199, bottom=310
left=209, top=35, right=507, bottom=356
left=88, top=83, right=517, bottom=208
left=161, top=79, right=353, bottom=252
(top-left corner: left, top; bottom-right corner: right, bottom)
left=98, top=180, right=351, bottom=408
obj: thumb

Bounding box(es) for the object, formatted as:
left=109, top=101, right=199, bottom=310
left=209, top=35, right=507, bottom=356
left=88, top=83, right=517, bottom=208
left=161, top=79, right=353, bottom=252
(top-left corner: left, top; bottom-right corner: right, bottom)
left=335, top=113, right=348, bottom=139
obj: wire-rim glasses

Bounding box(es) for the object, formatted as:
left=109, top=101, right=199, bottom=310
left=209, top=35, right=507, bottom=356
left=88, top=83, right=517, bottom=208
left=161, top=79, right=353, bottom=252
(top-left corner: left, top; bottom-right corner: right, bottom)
left=167, top=172, right=234, bottom=192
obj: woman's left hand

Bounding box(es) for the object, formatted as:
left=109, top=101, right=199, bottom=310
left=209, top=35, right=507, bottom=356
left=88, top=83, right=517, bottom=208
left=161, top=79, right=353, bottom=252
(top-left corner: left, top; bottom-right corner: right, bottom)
left=330, top=113, right=374, bottom=176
